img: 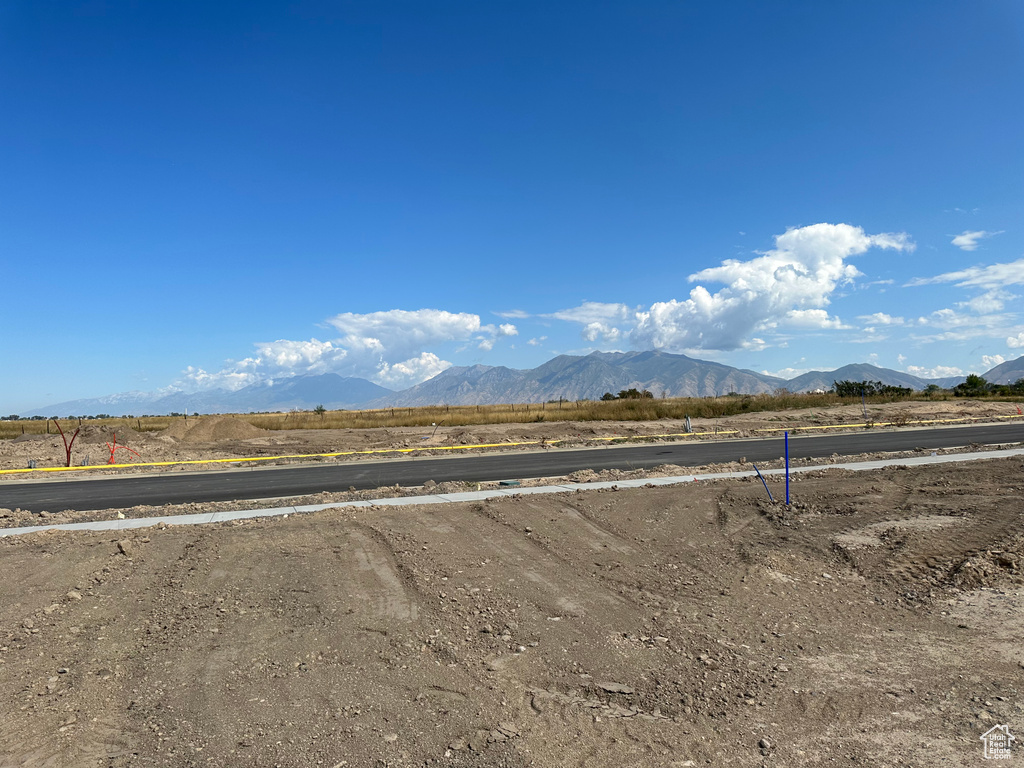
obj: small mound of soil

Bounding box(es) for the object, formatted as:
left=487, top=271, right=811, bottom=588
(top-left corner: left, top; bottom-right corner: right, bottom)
left=163, top=416, right=267, bottom=444
left=75, top=422, right=140, bottom=445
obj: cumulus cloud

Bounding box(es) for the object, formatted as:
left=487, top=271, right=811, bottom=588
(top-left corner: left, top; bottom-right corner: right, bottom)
left=527, top=336, right=547, bottom=346
left=178, top=308, right=517, bottom=392
left=859, top=312, right=905, bottom=326
left=760, top=366, right=812, bottom=379
left=1008, top=332, right=1024, bottom=349
left=630, top=223, right=912, bottom=351
left=783, top=309, right=850, bottom=329
left=253, top=339, right=346, bottom=371
left=545, top=224, right=912, bottom=352
left=327, top=309, right=484, bottom=356
left=951, top=230, right=1003, bottom=251
left=906, top=364, right=964, bottom=379
left=181, top=366, right=258, bottom=392
left=982, top=354, right=1005, bottom=368
left=375, top=352, right=451, bottom=387
left=582, top=322, right=622, bottom=342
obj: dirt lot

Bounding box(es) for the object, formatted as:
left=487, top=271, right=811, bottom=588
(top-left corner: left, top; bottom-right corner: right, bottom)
left=1, top=400, right=1021, bottom=474
left=1, top=457, right=1022, bottom=767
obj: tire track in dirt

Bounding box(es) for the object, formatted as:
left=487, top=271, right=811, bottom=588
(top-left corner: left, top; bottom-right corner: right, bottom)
left=346, top=526, right=419, bottom=621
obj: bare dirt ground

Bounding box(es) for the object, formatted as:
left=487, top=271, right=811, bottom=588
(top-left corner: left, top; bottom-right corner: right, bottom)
left=1, top=400, right=1021, bottom=474
left=1, top=457, right=1022, bottom=767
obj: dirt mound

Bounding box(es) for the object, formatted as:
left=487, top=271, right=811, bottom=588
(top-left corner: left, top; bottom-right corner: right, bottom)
left=74, top=421, right=139, bottom=445
left=163, top=415, right=267, bottom=443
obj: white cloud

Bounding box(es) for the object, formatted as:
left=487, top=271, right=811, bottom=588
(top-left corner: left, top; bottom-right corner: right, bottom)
left=495, top=309, right=530, bottom=319
left=477, top=323, right=518, bottom=351
left=760, top=366, right=812, bottom=379
left=909, top=257, right=1024, bottom=289
left=327, top=309, right=483, bottom=356
left=178, top=308, right=518, bottom=392
left=905, top=364, right=964, bottom=379
left=181, top=366, right=258, bottom=392
left=545, top=224, right=912, bottom=352
left=783, top=309, right=850, bottom=329
left=951, top=230, right=1003, bottom=251
left=549, top=302, right=632, bottom=344
left=1008, top=332, right=1024, bottom=349
left=527, top=336, right=547, bottom=346
left=859, top=312, right=905, bottom=326
left=549, top=301, right=632, bottom=325
left=630, top=223, right=912, bottom=351
left=582, top=322, right=622, bottom=343
left=897, top=354, right=906, bottom=364
left=907, top=259, right=1022, bottom=342
left=982, top=354, right=1005, bottom=368
left=957, top=289, right=1016, bottom=313
left=915, top=307, right=1014, bottom=332
left=253, top=338, right=346, bottom=371
left=375, top=352, right=450, bottom=387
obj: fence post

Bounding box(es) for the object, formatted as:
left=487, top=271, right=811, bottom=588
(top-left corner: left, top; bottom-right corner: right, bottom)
left=785, top=431, right=790, bottom=505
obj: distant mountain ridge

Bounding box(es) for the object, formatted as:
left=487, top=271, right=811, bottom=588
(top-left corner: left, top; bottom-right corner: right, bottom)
left=365, top=350, right=787, bottom=407
left=981, top=357, right=1024, bottom=385
left=20, top=373, right=393, bottom=418
left=785, top=364, right=937, bottom=393
left=16, top=350, right=997, bottom=417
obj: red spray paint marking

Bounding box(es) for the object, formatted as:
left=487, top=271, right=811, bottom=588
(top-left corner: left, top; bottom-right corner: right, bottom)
left=106, top=436, right=142, bottom=466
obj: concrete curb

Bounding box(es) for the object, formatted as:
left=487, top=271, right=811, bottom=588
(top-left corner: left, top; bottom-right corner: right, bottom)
left=2, top=447, right=1022, bottom=538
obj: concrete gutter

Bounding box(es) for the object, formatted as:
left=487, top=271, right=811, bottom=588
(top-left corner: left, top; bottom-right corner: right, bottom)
left=2, top=446, right=1022, bottom=539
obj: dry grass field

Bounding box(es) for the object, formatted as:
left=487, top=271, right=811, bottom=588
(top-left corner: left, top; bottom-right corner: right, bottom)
left=0, top=391, right=992, bottom=441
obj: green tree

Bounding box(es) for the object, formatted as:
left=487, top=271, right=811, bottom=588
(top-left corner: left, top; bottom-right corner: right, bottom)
left=953, top=374, right=990, bottom=397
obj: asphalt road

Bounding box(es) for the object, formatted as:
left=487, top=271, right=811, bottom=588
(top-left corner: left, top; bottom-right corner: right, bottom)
left=2, top=422, right=1022, bottom=514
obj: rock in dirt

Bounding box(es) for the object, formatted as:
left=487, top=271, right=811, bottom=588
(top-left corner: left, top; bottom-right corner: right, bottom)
left=597, top=682, right=635, bottom=694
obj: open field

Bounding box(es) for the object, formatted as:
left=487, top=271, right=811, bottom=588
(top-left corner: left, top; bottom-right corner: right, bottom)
left=1, top=399, right=1022, bottom=475
left=4, top=392, right=1024, bottom=440
left=1, top=456, right=1022, bottom=767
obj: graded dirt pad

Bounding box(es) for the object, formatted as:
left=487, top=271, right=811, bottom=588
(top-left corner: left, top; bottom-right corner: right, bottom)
left=1, top=459, right=1023, bottom=767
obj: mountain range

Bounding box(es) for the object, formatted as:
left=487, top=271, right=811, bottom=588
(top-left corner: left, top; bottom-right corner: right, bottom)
left=16, top=350, right=1013, bottom=418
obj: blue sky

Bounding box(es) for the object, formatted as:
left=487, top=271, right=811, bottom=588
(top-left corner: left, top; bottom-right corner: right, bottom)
left=2, top=1, right=1023, bottom=413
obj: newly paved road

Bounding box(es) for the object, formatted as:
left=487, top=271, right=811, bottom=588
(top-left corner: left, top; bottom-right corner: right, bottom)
left=2, top=422, right=1021, bottom=514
